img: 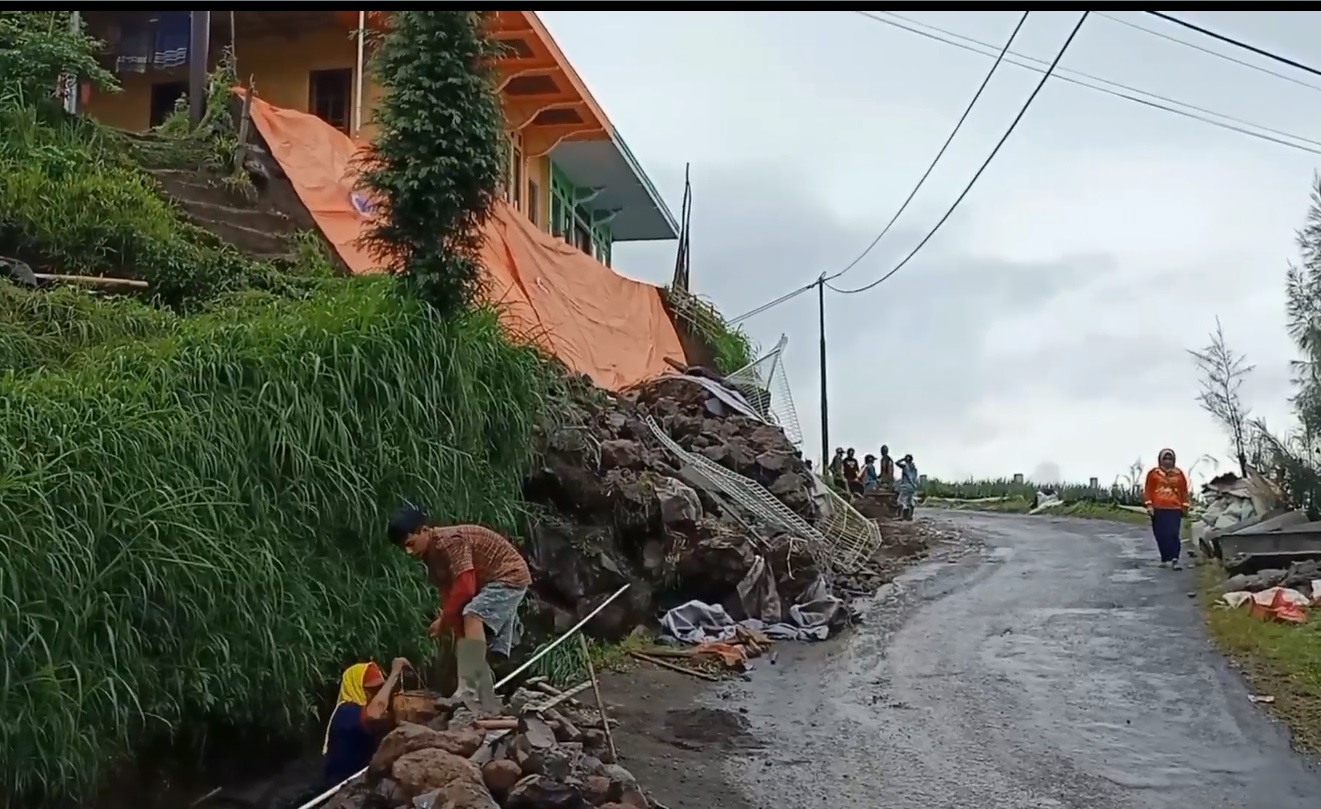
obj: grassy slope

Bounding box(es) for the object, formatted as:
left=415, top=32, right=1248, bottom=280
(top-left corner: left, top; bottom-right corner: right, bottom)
left=1198, top=565, right=1321, bottom=755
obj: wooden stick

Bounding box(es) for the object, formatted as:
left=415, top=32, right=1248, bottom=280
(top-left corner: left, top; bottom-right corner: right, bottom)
left=629, top=651, right=720, bottom=682
left=545, top=707, right=583, bottom=742
left=473, top=718, right=519, bottom=730
left=34, top=273, right=148, bottom=289
left=531, top=680, right=580, bottom=706
left=579, top=633, right=619, bottom=764
left=639, top=646, right=697, bottom=658
left=530, top=680, right=591, bottom=712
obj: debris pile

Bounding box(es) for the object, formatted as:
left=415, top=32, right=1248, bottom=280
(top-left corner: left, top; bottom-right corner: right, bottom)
left=329, top=682, right=661, bottom=809
left=520, top=372, right=829, bottom=643
left=851, top=484, right=898, bottom=520
left=1191, top=470, right=1280, bottom=560
left=1222, top=558, right=1321, bottom=598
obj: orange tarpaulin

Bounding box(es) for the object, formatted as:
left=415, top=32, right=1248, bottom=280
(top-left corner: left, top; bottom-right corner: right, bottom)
left=242, top=94, right=685, bottom=391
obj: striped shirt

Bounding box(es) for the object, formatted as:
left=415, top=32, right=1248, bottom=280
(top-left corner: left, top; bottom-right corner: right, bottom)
left=422, top=524, right=531, bottom=589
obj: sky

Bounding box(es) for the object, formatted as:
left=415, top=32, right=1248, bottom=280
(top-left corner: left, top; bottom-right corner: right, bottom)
left=538, top=10, right=1321, bottom=486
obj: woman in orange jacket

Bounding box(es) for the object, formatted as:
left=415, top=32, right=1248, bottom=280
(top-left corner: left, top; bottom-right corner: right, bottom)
left=1143, top=448, right=1190, bottom=569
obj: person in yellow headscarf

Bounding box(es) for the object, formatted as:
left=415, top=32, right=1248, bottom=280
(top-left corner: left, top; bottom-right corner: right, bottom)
left=322, top=657, right=408, bottom=787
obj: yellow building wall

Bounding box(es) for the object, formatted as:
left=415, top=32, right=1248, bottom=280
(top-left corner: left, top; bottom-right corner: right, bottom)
left=85, top=27, right=359, bottom=133
left=83, top=25, right=548, bottom=229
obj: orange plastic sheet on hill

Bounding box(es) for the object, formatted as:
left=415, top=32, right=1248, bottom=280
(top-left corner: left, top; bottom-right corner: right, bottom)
left=242, top=93, right=685, bottom=391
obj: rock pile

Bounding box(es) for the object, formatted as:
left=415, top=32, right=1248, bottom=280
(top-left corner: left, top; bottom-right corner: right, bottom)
left=520, top=372, right=824, bottom=642
left=328, top=685, right=657, bottom=809
left=1222, top=558, right=1321, bottom=596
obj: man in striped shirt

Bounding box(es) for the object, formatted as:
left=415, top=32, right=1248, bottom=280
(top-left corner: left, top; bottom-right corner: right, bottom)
left=389, top=506, right=531, bottom=711
left=387, top=506, right=531, bottom=657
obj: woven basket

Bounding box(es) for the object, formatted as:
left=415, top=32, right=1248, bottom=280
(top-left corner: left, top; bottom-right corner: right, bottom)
left=391, top=689, right=439, bottom=725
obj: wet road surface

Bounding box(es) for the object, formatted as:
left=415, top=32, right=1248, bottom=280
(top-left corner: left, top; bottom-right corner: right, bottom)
left=701, top=512, right=1321, bottom=808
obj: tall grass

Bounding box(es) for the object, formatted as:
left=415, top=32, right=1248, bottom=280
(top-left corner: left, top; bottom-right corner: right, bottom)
left=0, top=278, right=556, bottom=802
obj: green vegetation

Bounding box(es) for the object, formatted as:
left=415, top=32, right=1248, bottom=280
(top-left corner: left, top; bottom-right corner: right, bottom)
left=1189, top=178, right=1321, bottom=753
left=662, top=285, right=756, bottom=374
left=1198, top=565, right=1321, bottom=755
left=0, top=11, right=560, bottom=805
left=920, top=476, right=1145, bottom=507
left=358, top=10, right=507, bottom=315
left=3, top=283, right=554, bottom=800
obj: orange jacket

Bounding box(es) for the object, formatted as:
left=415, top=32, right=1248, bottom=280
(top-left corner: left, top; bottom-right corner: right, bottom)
left=1143, top=467, right=1189, bottom=510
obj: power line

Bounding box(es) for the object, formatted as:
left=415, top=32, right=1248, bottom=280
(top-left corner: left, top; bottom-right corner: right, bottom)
left=825, top=11, right=1031, bottom=284
left=727, top=281, right=817, bottom=326
left=859, top=11, right=1321, bottom=154
left=728, top=9, right=1321, bottom=327
left=1146, top=11, right=1321, bottom=81
left=829, top=11, right=1090, bottom=297
left=1096, top=12, right=1321, bottom=97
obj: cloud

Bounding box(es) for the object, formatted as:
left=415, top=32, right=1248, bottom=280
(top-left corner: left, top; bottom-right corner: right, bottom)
left=550, top=9, right=1321, bottom=483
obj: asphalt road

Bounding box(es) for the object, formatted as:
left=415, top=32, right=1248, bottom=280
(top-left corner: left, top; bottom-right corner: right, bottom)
left=697, top=512, right=1321, bottom=809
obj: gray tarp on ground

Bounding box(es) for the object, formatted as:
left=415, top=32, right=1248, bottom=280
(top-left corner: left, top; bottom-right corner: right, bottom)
left=659, top=573, right=842, bottom=644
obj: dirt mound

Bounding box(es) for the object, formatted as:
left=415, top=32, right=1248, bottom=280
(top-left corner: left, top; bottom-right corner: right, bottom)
left=520, top=371, right=822, bottom=642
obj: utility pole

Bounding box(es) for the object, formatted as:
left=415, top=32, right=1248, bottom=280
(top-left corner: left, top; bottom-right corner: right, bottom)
left=817, top=275, right=830, bottom=476
left=188, top=11, right=212, bottom=127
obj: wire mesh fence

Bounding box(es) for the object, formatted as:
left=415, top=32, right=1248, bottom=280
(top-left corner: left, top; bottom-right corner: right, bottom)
left=645, top=416, right=881, bottom=573
left=724, top=334, right=804, bottom=448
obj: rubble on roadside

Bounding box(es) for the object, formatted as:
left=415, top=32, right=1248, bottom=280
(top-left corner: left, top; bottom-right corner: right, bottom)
left=1191, top=470, right=1281, bottom=560
left=327, top=680, right=663, bottom=809
left=520, top=371, right=834, bottom=645
left=1221, top=558, right=1321, bottom=596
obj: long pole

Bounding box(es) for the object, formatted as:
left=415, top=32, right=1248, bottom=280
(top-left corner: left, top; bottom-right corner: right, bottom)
left=64, top=13, right=81, bottom=115
left=293, top=584, right=632, bottom=809
left=353, top=11, right=367, bottom=137
left=187, top=11, right=212, bottom=127
left=817, top=276, right=829, bottom=474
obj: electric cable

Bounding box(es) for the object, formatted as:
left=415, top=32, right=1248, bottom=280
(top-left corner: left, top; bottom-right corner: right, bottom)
left=825, top=11, right=1031, bottom=284
left=729, top=9, right=1321, bottom=325
left=727, top=281, right=818, bottom=326
left=857, top=11, right=1321, bottom=154
left=829, top=11, right=1090, bottom=297
left=1146, top=11, right=1321, bottom=81
left=1097, top=12, right=1321, bottom=97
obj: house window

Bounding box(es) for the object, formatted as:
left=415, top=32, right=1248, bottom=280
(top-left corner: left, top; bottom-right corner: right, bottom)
left=549, top=196, right=563, bottom=237
left=510, top=145, right=524, bottom=208
left=527, top=179, right=540, bottom=227
left=149, top=80, right=188, bottom=127
left=573, top=220, right=593, bottom=255
left=309, top=68, right=352, bottom=134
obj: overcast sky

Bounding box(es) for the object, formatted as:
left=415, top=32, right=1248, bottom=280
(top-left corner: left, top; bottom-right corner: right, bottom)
left=539, top=10, right=1320, bottom=485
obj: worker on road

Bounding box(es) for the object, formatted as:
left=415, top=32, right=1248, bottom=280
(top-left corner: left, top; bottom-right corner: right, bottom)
left=862, top=454, right=879, bottom=493
left=828, top=447, right=845, bottom=483
left=1143, top=448, right=1190, bottom=570
left=896, top=454, right=919, bottom=520
left=388, top=505, right=531, bottom=710
left=322, top=658, right=409, bottom=787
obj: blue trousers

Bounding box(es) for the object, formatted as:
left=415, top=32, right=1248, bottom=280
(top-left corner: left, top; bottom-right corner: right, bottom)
left=1150, top=508, right=1182, bottom=562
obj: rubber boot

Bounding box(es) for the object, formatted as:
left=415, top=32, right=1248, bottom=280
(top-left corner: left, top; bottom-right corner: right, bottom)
left=454, top=637, right=500, bottom=714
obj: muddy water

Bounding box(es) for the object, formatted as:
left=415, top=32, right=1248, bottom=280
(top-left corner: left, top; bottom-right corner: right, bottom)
left=636, top=513, right=1321, bottom=809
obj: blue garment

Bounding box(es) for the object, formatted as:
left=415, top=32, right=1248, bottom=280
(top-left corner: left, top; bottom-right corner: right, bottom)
left=323, top=703, right=376, bottom=787
left=862, top=463, right=878, bottom=487
left=152, top=11, right=191, bottom=70
left=1151, top=508, right=1182, bottom=562
left=897, top=463, right=918, bottom=510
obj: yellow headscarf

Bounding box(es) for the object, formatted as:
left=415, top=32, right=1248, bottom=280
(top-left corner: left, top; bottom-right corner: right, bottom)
left=322, top=662, right=382, bottom=754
